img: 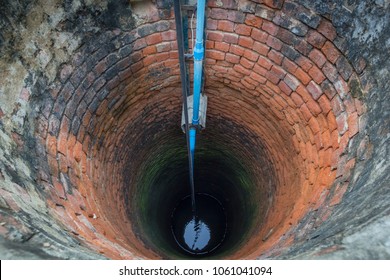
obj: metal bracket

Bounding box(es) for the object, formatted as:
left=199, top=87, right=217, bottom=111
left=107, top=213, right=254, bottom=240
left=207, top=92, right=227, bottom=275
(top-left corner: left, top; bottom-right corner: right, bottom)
left=181, top=94, right=208, bottom=133
left=181, top=5, right=196, bottom=11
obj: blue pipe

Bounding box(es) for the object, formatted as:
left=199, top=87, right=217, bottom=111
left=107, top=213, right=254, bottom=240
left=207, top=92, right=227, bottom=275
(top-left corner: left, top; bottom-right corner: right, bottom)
left=192, top=0, right=206, bottom=126
left=189, top=0, right=206, bottom=166
left=189, top=128, right=196, bottom=166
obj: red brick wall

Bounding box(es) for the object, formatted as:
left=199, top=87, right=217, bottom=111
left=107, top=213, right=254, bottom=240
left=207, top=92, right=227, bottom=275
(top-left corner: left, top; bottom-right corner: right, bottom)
left=34, top=0, right=366, bottom=259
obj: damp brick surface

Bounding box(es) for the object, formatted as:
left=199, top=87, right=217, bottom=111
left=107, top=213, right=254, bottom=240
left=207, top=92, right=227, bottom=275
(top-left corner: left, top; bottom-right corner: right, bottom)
left=0, top=0, right=389, bottom=259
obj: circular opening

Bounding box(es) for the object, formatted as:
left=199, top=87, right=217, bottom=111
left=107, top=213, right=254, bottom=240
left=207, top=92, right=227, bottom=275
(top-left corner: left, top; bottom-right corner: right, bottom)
left=171, top=193, right=227, bottom=256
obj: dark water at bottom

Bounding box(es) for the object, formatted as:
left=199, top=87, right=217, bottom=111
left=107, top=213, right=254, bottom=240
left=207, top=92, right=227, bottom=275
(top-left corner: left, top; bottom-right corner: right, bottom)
left=171, top=193, right=227, bottom=256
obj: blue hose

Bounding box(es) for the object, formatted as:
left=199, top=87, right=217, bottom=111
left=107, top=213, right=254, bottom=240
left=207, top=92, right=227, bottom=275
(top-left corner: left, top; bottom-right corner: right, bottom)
left=189, top=0, right=206, bottom=165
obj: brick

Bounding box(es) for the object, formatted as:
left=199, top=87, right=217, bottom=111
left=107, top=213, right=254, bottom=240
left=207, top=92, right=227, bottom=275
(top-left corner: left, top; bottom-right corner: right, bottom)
left=308, top=65, right=326, bottom=84
left=169, top=50, right=179, bottom=59
left=240, top=57, right=255, bottom=69
left=218, top=20, right=234, bottom=32
left=206, top=57, right=216, bottom=65
left=226, top=53, right=240, bottom=64
left=214, top=41, right=230, bottom=52
left=255, top=4, right=275, bottom=20
left=251, top=29, right=268, bottom=43
left=235, top=24, right=252, bottom=36
left=267, top=0, right=286, bottom=8
left=291, top=92, right=304, bottom=106
left=161, top=30, right=176, bottom=42
left=281, top=44, right=300, bottom=61
left=208, top=19, right=218, bottom=30
left=282, top=58, right=298, bottom=73
left=142, top=45, right=157, bottom=56
left=338, top=132, right=350, bottom=154
left=277, top=28, right=297, bottom=45
left=331, top=95, right=344, bottom=116
left=294, top=68, right=311, bottom=85
left=309, top=117, right=320, bottom=134
left=266, top=36, right=283, bottom=50
left=227, top=10, right=245, bottom=23
left=273, top=94, right=288, bottom=109
left=322, top=130, right=332, bottom=150
left=145, top=33, right=162, bottom=45
left=207, top=50, right=225, bottom=60
left=295, top=39, right=313, bottom=56
left=279, top=80, right=292, bottom=95
left=73, top=141, right=83, bottom=163
left=94, top=59, right=107, bottom=76
left=334, top=77, right=349, bottom=99
left=336, top=56, right=353, bottom=80
left=130, top=60, right=144, bottom=73
left=133, top=38, right=147, bottom=50
left=250, top=71, right=267, bottom=84
left=271, top=65, right=286, bottom=79
left=253, top=64, right=268, bottom=76
left=308, top=49, right=326, bottom=67
left=318, top=95, right=332, bottom=114
left=230, top=44, right=245, bottom=56
left=238, top=36, right=254, bottom=48
left=206, top=40, right=214, bottom=49
left=223, top=33, right=239, bottom=44
left=233, top=64, right=251, bottom=76
left=208, top=31, right=224, bottom=42
left=156, top=42, right=171, bottom=53
left=209, top=0, right=237, bottom=9
left=243, top=49, right=259, bottom=61
left=352, top=56, right=367, bottom=74
left=355, top=99, right=366, bottom=116
left=46, top=135, right=57, bottom=157
left=262, top=21, right=279, bottom=35
left=130, top=50, right=143, bottom=63
left=241, top=78, right=256, bottom=89
left=306, top=98, right=322, bottom=116
left=253, top=42, right=270, bottom=55
left=321, top=80, right=337, bottom=100
left=210, top=8, right=229, bottom=20
left=170, top=41, right=178, bottom=50
left=138, top=23, right=156, bottom=37
left=348, top=111, right=359, bottom=137
left=343, top=95, right=356, bottom=115
left=60, top=65, right=74, bottom=82
left=267, top=49, right=282, bottom=64
left=266, top=70, right=280, bottom=84
left=245, top=14, right=263, bottom=28
left=330, top=129, right=339, bottom=148
left=57, top=134, right=68, bottom=156
left=296, top=56, right=313, bottom=72
left=306, top=30, right=326, bottom=48
left=284, top=74, right=300, bottom=90
left=300, top=103, right=312, bottom=122
left=336, top=112, right=349, bottom=135
left=322, top=41, right=340, bottom=64
left=296, top=85, right=311, bottom=102
left=318, top=19, right=337, bottom=40
left=258, top=56, right=273, bottom=70
left=322, top=62, right=338, bottom=82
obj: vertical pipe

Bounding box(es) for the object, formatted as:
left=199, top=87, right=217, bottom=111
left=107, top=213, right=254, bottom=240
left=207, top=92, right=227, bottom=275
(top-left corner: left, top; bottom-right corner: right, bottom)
left=173, top=0, right=196, bottom=213
left=189, top=0, right=206, bottom=213
left=192, top=0, right=206, bottom=126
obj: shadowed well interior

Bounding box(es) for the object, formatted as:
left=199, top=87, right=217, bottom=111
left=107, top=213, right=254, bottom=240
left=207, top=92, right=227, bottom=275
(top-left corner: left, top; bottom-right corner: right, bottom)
left=1, top=0, right=388, bottom=260
left=39, top=5, right=359, bottom=257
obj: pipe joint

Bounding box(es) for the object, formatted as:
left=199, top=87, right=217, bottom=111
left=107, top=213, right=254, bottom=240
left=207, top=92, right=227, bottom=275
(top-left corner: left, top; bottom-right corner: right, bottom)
left=194, top=42, right=204, bottom=61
